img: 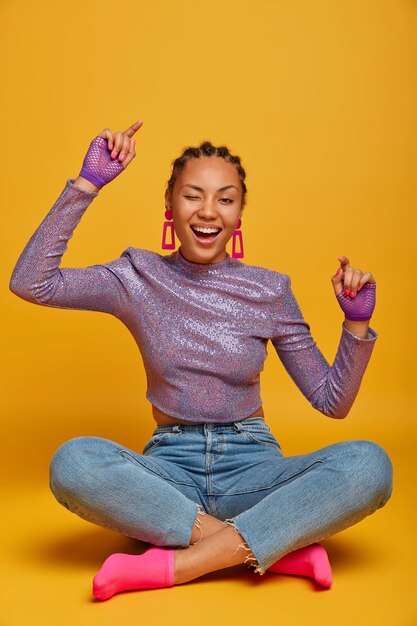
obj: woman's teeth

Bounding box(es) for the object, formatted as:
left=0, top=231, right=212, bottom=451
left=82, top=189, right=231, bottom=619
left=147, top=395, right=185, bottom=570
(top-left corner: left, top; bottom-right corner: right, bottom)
left=191, top=226, right=221, bottom=239
left=192, top=226, right=221, bottom=234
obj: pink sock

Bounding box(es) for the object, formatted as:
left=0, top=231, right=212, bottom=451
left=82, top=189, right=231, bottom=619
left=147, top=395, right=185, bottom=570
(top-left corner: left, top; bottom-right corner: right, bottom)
left=266, top=543, right=333, bottom=588
left=92, top=546, right=175, bottom=601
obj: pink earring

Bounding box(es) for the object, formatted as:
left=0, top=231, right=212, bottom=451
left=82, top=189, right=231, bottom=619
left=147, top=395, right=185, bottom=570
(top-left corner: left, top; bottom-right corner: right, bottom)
left=232, top=218, right=244, bottom=259
left=162, top=209, right=176, bottom=250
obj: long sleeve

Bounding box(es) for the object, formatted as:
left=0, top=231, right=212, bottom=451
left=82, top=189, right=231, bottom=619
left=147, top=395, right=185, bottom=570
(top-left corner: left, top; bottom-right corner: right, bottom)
left=271, top=275, right=377, bottom=419
left=9, top=178, right=129, bottom=316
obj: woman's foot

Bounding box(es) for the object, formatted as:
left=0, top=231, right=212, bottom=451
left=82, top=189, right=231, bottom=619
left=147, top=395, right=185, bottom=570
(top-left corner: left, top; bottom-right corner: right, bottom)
left=92, top=537, right=332, bottom=600
left=92, top=523, right=251, bottom=599
left=266, top=543, right=333, bottom=588
left=92, top=546, right=175, bottom=601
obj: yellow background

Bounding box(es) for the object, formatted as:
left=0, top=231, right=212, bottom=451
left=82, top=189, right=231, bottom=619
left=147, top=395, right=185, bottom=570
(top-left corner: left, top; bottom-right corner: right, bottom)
left=2, top=0, right=416, bottom=624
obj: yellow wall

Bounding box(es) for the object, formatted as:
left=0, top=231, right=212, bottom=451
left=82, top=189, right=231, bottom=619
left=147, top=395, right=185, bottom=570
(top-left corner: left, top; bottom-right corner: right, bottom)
left=2, top=2, right=416, bottom=624
left=2, top=0, right=416, bottom=478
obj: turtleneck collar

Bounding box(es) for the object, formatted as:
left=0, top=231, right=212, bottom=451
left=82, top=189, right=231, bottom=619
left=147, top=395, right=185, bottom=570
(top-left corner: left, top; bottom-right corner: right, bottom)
left=173, top=246, right=235, bottom=273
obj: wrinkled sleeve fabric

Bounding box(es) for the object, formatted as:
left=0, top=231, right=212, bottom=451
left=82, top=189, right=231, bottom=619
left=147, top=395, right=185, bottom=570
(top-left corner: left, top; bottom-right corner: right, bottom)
left=270, top=274, right=377, bottom=418
left=9, top=178, right=129, bottom=317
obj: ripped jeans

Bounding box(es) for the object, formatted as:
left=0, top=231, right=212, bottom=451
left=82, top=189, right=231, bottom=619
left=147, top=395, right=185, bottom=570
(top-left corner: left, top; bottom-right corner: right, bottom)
left=49, top=418, right=393, bottom=575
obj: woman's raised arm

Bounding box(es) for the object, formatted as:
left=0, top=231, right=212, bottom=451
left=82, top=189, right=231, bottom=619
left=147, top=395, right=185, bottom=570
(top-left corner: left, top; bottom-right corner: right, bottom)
left=271, top=257, right=377, bottom=419
left=9, top=121, right=142, bottom=315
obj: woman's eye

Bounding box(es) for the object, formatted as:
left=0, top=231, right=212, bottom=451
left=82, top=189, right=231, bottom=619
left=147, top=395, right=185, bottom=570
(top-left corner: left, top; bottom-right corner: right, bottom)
left=183, top=195, right=233, bottom=204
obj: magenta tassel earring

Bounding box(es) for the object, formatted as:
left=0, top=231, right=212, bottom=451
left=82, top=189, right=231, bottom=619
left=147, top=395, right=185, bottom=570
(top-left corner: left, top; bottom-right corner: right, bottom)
left=232, top=218, right=244, bottom=259
left=162, top=209, right=176, bottom=250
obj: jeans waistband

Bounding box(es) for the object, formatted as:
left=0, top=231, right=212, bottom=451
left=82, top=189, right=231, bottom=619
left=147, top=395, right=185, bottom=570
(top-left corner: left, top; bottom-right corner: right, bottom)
left=154, top=416, right=268, bottom=435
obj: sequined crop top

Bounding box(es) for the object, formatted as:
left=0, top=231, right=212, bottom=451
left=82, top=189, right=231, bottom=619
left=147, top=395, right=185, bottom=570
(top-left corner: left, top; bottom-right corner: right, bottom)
left=10, top=178, right=378, bottom=423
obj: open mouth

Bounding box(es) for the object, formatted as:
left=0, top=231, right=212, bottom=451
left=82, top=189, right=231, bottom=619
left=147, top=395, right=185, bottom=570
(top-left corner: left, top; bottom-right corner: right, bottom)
left=190, top=226, right=222, bottom=244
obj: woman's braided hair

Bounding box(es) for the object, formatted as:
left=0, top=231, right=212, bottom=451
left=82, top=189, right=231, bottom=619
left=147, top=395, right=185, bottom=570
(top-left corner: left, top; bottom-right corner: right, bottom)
left=166, top=140, right=247, bottom=208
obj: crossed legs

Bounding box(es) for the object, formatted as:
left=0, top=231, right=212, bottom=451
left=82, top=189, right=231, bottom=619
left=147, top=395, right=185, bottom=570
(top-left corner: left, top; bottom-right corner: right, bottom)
left=176, top=510, right=332, bottom=585
left=93, top=504, right=333, bottom=599
left=50, top=436, right=392, bottom=600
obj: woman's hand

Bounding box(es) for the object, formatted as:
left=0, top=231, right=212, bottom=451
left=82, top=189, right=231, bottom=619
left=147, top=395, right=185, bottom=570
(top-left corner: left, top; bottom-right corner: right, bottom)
left=331, top=255, right=376, bottom=324
left=78, top=119, right=143, bottom=191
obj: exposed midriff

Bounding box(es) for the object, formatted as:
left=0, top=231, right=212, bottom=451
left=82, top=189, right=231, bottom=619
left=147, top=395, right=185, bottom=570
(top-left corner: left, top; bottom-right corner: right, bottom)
left=152, top=404, right=265, bottom=426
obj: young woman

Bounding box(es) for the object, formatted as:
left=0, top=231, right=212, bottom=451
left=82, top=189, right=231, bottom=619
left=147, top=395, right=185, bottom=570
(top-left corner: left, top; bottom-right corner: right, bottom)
left=9, top=119, right=393, bottom=601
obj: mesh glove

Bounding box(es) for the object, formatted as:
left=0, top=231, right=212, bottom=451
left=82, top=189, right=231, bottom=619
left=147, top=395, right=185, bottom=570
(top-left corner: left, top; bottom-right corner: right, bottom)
left=79, top=136, right=124, bottom=190
left=336, top=282, right=376, bottom=321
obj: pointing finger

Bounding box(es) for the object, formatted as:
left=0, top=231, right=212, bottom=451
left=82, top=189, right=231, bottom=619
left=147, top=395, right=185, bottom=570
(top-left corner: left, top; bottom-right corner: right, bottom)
left=338, top=255, right=350, bottom=270
left=123, top=119, right=144, bottom=138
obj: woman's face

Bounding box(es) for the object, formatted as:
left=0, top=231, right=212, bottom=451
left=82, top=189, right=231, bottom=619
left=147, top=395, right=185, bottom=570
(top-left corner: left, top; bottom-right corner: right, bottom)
left=165, top=156, right=244, bottom=264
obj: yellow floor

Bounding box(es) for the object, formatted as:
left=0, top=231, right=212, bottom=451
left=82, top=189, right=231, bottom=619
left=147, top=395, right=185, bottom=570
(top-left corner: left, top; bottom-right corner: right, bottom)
left=3, top=438, right=415, bottom=626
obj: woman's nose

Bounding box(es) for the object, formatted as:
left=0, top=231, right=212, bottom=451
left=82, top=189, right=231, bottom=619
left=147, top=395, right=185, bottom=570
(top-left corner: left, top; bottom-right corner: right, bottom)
left=198, top=200, right=217, bottom=216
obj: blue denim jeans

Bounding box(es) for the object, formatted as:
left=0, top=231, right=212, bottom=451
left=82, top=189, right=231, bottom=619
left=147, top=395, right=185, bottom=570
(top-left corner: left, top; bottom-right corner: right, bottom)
left=49, top=418, right=393, bottom=574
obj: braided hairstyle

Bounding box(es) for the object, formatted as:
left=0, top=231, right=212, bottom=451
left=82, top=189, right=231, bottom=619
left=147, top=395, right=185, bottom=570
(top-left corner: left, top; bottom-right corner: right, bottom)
left=166, top=140, right=247, bottom=209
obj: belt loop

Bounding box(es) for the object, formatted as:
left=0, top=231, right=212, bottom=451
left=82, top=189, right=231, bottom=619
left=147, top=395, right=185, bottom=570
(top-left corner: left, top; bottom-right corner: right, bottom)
left=234, top=421, right=243, bottom=433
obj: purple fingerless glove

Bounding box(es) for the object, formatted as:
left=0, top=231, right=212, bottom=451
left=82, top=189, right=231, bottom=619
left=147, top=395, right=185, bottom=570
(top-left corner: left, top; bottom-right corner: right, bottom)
left=79, top=136, right=125, bottom=190
left=336, top=282, right=376, bottom=321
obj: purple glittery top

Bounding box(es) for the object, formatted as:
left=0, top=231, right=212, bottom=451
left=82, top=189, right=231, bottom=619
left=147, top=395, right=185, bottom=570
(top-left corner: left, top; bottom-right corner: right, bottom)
left=10, top=178, right=378, bottom=423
